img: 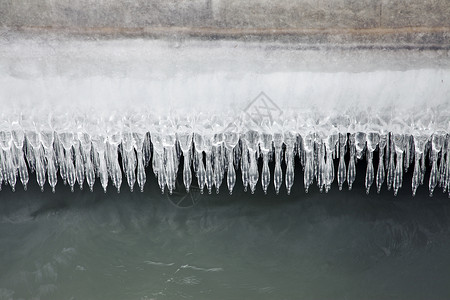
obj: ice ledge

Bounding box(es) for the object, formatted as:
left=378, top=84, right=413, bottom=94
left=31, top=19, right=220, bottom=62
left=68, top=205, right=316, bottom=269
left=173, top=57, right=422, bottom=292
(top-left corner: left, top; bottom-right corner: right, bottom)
left=0, top=34, right=448, bottom=197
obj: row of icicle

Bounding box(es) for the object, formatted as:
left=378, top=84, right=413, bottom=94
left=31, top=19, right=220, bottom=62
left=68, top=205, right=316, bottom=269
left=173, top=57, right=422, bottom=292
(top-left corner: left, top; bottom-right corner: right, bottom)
left=0, top=129, right=449, bottom=197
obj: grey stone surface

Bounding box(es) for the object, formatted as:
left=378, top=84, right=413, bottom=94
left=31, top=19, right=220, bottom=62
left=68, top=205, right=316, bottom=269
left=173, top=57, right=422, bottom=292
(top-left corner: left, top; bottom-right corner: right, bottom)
left=213, top=0, right=382, bottom=29
left=381, top=0, right=450, bottom=28
left=0, top=0, right=214, bottom=28
left=0, top=0, right=449, bottom=48
left=1, top=0, right=449, bottom=30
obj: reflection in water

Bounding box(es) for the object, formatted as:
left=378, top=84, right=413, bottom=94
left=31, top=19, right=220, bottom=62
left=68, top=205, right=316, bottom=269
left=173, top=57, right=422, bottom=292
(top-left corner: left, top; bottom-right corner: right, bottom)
left=0, top=163, right=449, bottom=300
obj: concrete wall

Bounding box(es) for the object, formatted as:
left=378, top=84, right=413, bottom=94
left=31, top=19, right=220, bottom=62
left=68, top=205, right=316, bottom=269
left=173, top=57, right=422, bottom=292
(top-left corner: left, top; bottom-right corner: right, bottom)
left=1, top=0, right=449, bottom=29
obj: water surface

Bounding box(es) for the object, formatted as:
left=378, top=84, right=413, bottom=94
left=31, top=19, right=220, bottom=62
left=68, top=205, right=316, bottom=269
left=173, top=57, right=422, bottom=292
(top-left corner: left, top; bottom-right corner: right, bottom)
left=0, top=165, right=449, bottom=300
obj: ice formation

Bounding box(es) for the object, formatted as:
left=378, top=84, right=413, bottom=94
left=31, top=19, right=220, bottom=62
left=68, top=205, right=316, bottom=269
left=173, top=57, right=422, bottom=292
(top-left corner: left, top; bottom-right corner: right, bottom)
left=0, top=38, right=448, bottom=197
left=0, top=104, right=448, bottom=197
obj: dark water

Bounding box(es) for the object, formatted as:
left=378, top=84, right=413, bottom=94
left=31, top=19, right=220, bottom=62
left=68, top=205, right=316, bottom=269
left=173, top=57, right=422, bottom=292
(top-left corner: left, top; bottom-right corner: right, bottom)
left=0, top=163, right=450, bottom=300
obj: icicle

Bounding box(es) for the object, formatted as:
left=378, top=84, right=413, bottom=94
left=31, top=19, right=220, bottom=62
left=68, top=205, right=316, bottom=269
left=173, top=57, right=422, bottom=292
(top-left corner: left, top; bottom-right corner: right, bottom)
left=59, top=131, right=76, bottom=193
left=226, top=148, right=236, bottom=194
left=178, top=132, right=193, bottom=193
left=85, top=152, right=95, bottom=192
left=12, top=124, right=28, bottom=190
left=35, top=147, right=46, bottom=192
left=365, top=151, right=374, bottom=195
left=213, top=133, right=224, bottom=194
left=273, top=132, right=283, bottom=194
left=299, top=137, right=306, bottom=171
left=195, top=152, right=205, bottom=194
left=385, top=132, right=390, bottom=173
left=79, top=132, right=95, bottom=191
left=393, top=134, right=405, bottom=196
left=203, top=149, right=213, bottom=194
left=212, top=146, right=220, bottom=194
left=412, top=135, right=429, bottom=196
left=41, top=129, right=57, bottom=192
left=412, top=152, right=421, bottom=197
left=25, top=130, right=44, bottom=191
left=92, top=135, right=108, bottom=193
left=317, top=140, right=325, bottom=192
left=157, top=152, right=166, bottom=193
left=260, top=132, right=273, bottom=194
left=17, top=147, right=28, bottom=190
left=73, top=140, right=85, bottom=190
left=421, top=142, right=427, bottom=185
left=165, top=145, right=177, bottom=195
left=193, top=133, right=206, bottom=194
left=150, top=129, right=177, bottom=195
left=376, top=134, right=387, bottom=193
left=244, top=131, right=260, bottom=194
left=143, top=133, right=152, bottom=167
left=429, top=134, right=443, bottom=197
left=337, top=133, right=347, bottom=191
left=0, top=151, right=10, bottom=191
left=347, top=133, right=356, bottom=190
left=46, top=148, right=57, bottom=193
left=126, top=148, right=137, bottom=192
left=285, top=151, right=294, bottom=195
left=121, top=132, right=133, bottom=191
left=127, top=138, right=139, bottom=192
left=66, top=148, right=76, bottom=192
left=194, top=134, right=213, bottom=193
left=0, top=130, right=15, bottom=191
left=107, top=131, right=122, bottom=193
left=224, top=131, right=239, bottom=195
left=387, top=133, right=395, bottom=191
left=24, top=137, right=35, bottom=174
left=302, top=134, right=314, bottom=193
left=365, top=132, right=379, bottom=194
left=4, top=149, right=17, bottom=192
left=133, top=132, right=147, bottom=192
left=438, top=138, right=446, bottom=190
left=313, top=137, right=319, bottom=184
left=404, top=135, right=412, bottom=172
left=325, top=133, right=337, bottom=193
left=58, top=132, right=75, bottom=186
left=247, top=151, right=258, bottom=194
left=355, top=132, right=366, bottom=159
left=53, top=135, right=65, bottom=185
left=219, top=144, right=226, bottom=191
left=0, top=151, right=3, bottom=190
left=447, top=138, right=450, bottom=198
left=284, top=131, right=296, bottom=195
left=182, top=149, right=192, bottom=192
left=444, top=136, right=449, bottom=195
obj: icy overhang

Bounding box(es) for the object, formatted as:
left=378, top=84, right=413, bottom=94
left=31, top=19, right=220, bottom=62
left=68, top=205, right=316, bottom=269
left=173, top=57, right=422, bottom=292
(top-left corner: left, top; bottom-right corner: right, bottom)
left=0, top=33, right=448, bottom=197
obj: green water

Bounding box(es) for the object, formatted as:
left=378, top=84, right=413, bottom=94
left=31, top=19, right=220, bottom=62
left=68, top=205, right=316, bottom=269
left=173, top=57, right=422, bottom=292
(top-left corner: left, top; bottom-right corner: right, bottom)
left=0, top=171, right=450, bottom=300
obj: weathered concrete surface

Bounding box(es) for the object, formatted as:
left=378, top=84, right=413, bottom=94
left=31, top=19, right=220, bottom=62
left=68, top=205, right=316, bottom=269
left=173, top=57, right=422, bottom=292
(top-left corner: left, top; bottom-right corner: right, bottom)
left=0, top=0, right=449, bottom=47
left=212, top=0, right=382, bottom=29
left=1, top=0, right=449, bottom=29
left=381, top=0, right=450, bottom=28
left=0, top=0, right=213, bottom=28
